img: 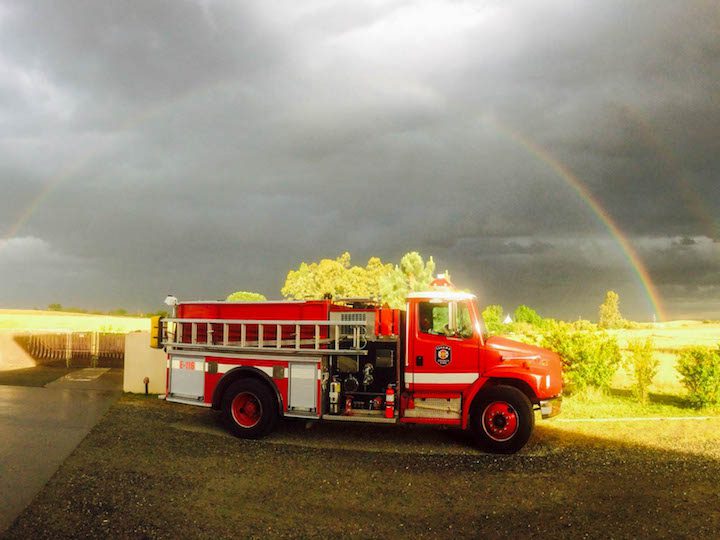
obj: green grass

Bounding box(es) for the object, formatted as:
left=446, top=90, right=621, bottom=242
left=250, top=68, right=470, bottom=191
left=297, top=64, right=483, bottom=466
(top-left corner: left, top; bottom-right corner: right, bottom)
left=559, top=389, right=718, bottom=419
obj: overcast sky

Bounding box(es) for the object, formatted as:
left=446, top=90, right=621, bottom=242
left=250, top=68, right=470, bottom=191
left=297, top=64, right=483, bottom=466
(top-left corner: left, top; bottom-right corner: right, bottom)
left=0, top=0, right=718, bottom=320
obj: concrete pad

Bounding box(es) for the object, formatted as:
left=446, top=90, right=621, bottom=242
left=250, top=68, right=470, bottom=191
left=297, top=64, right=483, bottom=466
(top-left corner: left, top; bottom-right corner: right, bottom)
left=0, top=370, right=121, bottom=533
left=46, top=368, right=110, bottom=388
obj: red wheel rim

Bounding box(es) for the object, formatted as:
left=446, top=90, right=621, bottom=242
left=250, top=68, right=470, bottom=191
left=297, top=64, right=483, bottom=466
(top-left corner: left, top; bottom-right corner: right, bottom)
left=231, top=392, right=262, bottom=428
left=482, top=401, right=519, bottom=442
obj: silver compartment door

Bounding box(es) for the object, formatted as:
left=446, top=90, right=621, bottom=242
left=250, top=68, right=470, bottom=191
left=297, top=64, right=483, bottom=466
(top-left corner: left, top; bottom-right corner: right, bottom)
left=169, top=356, right=205, bottom=400
left=288, top=362, right=317, bottom=412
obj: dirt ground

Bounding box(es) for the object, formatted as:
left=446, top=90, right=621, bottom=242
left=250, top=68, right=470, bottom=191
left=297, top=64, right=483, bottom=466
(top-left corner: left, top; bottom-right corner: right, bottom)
left=4, top=395, right=719, bottom=539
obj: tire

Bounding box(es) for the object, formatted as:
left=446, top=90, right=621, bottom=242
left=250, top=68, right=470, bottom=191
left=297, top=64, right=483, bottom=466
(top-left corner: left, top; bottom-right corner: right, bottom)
left=221, top=378, right=278, bottom=439
left=470, top=385, right=534, bottom=454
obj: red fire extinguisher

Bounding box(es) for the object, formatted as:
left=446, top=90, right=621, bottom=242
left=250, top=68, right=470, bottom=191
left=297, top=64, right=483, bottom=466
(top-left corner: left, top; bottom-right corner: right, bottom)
left=384, top=385, right=395, bottom=419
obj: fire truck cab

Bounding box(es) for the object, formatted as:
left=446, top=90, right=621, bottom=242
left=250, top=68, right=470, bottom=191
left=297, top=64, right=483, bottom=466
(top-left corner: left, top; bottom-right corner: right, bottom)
left=151, top=287, right=562, bottom=454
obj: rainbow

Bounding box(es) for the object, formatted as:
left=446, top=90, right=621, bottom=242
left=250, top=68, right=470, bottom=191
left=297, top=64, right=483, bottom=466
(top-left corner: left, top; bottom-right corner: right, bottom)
left=1, top=97, right=667, bottom=321
left=489, top=119, right=666, bottom=321
left=2, top=156, right=91, bottom=245
left=1, top=81, right=242, bottom=247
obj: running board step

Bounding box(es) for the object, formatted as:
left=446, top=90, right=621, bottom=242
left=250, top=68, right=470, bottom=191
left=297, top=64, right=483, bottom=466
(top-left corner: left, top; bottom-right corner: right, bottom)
left=321, top=414, right=397, bottom=424
left=166, top=396, right=212, bottom=407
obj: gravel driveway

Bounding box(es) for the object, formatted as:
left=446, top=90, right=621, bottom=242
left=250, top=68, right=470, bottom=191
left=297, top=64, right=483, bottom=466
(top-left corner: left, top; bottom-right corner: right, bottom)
left=4, top=394, right=720, bottom=538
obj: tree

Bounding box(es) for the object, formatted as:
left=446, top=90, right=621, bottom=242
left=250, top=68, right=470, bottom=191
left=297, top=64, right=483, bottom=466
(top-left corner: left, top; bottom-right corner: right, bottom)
left=226, top=291, right=267, bottom=302
left=598, top=290, right=624, bottom=329
left=364, top=256, right=395, bottom=298
left=282, top=253, right=394, bottom=300
left=281, top=251, right=436, bottom=308
left=48, top=303, right=63, bottom=311
left=513, top=305, right=544, bottom=327
left=378, top=252, right=436, bottom=309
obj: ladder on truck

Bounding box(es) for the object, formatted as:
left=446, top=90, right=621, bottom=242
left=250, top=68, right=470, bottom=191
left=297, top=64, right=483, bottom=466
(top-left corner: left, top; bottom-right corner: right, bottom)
left=161, top=318, right=369, bottom=355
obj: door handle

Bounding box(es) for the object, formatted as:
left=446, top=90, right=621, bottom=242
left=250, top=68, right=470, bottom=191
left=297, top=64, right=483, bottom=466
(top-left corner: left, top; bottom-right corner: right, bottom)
left=416, top=355, right=423, bottom=366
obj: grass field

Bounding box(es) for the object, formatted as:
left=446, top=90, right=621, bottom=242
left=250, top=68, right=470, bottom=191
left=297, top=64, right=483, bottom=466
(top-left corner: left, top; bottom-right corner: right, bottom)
left=0, top=309, right=149, bottom=333
left=4, top=394, right=719, bottom=538
left=607, top=320, right=720, bottom=350
left=606, top=320, right=720, bottom=394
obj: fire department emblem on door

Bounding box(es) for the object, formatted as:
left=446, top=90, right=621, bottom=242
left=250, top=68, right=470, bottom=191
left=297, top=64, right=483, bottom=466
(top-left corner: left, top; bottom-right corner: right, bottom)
left=435, top=345, right=451, bottom=366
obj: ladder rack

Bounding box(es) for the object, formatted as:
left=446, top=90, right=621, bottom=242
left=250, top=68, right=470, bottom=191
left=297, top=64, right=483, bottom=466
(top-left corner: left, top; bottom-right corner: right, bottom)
left=162, top=318, right=369, bottom=356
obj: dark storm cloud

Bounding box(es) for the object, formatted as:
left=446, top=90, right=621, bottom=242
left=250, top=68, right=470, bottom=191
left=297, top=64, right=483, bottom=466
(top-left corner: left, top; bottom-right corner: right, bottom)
left=1, top=1, right=279, bottom=104
left=0, top=0, right=717, bottom=320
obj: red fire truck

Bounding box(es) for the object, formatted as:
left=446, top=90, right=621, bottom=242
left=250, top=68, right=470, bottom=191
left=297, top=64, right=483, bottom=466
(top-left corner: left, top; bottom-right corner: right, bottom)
left=150, top=283, right=562, bottom=453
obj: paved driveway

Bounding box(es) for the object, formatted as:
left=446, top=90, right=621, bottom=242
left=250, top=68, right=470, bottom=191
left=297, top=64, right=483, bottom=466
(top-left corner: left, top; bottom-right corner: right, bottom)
left=0, top=369, right=122, bottom=532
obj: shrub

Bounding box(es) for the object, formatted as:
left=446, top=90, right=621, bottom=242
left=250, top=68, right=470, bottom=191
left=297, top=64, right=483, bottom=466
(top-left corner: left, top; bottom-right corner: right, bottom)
left=226, top=291, right=267, bottom=302
left=542, top=321, right=621, bottom=394
left=676, top=346, right=720, bottom=407
left=571, top=319, right=597, bottom=332
left=621, top=319, right=642, bottom=330
left=625, top=338, right=659, bottom=405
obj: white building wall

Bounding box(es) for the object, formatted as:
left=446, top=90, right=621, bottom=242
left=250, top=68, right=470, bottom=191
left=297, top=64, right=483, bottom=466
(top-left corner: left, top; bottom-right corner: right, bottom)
left=123, top=331, right=167, bottom=393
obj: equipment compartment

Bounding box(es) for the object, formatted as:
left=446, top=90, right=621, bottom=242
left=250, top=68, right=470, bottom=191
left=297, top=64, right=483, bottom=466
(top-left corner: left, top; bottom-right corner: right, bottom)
left=322, top=342, right=398, bottom=417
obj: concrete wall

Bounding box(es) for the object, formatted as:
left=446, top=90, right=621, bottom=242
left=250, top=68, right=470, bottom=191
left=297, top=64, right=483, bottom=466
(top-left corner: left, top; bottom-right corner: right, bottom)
left=123, top=332, right=167, bottom=393
left=0, top=332, right=35, bottom=371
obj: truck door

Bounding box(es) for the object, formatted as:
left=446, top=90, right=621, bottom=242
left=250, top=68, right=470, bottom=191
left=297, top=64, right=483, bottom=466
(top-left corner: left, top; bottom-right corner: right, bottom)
left=407, top=300, right=480, bottom=392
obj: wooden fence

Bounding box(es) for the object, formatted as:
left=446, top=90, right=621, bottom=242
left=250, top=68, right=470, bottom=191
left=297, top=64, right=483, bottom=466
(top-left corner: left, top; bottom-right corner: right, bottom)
left=14, top=332, right=126, bottom=368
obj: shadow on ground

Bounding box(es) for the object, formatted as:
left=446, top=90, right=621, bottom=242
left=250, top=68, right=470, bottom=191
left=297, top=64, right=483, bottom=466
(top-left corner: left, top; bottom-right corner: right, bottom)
left=608, top=387, right=693, bottom=408
left=3, top=394, right=719, bottom=539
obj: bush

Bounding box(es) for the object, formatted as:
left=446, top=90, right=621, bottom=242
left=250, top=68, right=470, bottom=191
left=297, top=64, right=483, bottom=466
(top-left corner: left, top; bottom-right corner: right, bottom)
left=570, top=319, right=597, bottom=332
left=541, top=321, right=621, bottom=394
left=676, top=346, right=720, bottom=407
left=625, top=338, right=659, bottom=405
left=226, top=291, right=267, bottom=302
left=621, top=319, right=642, bottom=330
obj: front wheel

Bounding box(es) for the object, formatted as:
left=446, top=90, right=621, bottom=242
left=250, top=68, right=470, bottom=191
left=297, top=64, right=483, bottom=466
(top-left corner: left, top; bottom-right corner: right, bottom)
left=470, top=385, right=534, bottom=454
left=222, top=379, right=278, bottom=439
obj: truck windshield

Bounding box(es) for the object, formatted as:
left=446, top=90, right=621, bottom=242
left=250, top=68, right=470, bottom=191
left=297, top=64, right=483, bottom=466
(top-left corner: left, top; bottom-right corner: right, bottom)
left=457, top=302, right=473, bottom=338
left=418, top=301, right=474, bottom=339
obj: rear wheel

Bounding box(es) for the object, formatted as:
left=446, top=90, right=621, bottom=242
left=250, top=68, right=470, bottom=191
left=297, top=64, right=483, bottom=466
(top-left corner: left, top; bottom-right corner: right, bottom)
left=222, top=379, right=278, bottom=439
left=470, top=385, right=534, bottom=454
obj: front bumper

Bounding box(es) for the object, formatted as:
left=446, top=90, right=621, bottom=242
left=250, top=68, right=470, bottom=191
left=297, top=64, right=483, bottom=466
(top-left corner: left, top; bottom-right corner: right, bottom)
left=539, top=396, right=562, bottom=419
